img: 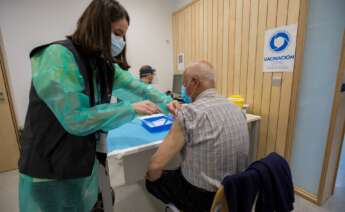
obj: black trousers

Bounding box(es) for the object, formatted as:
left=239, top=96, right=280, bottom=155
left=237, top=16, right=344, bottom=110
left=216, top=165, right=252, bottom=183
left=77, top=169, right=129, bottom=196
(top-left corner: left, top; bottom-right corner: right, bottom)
left=145, top=169, right=216, bottom=212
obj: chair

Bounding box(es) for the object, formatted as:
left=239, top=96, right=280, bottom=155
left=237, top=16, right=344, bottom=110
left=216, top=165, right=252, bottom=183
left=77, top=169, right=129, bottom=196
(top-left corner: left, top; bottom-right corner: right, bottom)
left=210, top=186, right=229, bottom=212
left=166, top=185, right=229, bottom=212
left=211, top=152, right=294, bottom=212
left=165, top=203, right=181, bottom=212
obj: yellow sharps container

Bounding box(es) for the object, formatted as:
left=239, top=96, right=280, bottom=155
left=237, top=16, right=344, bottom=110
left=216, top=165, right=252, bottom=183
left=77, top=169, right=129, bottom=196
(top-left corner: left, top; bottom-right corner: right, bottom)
left=228, top=95, right=245, bottom=108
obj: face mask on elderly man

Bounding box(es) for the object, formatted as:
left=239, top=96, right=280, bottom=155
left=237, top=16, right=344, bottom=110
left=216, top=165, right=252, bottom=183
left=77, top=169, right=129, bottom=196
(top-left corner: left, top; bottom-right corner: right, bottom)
left=181, top=85, right=192, bottom=104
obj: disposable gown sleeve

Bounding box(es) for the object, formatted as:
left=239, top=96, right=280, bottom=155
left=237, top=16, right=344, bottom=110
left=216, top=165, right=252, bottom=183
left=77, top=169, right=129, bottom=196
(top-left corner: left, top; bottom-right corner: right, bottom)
left=112, top=64, right=173, bottom=113
left=31, top=44, right=136, bottom=136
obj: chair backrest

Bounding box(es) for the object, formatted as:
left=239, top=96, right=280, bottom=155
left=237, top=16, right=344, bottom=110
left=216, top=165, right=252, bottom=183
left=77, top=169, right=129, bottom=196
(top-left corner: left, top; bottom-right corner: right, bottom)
left=210, top=186, right=229, bottom=212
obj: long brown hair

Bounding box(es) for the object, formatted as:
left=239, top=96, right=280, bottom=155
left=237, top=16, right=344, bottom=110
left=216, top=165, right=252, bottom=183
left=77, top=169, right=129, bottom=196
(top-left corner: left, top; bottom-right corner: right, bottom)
left=70, top=0, right=130, bottom=69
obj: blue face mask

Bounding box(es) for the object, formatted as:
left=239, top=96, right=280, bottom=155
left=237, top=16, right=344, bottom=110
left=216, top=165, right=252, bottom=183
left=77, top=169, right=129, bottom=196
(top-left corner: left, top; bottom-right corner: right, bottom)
left=111, top=33, right=126, bottom=57
left=181, top=85, right=192, bottom=103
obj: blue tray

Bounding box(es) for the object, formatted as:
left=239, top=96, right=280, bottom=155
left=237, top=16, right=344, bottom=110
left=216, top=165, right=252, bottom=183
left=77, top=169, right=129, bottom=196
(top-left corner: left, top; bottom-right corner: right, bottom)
left=141, top=115, right=174, bottom=133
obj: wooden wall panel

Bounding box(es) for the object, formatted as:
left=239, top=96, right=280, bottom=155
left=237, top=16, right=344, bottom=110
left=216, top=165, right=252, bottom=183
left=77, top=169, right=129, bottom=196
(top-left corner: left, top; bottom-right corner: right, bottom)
left=239, top=0, right=251, bottom=99
left=195, top=1, right=202, bottom=60
left=252, top=0, right=268, bottom=115
left=203, top=0, right=208, bottom=59
left=233, top=0, right=243, bottom=95
left=177, top=11, right=185, bottom=74
left=221, top=0, right=230, bottom=96
left=246, top=0, right=259, bottom=112
left=185, top=7, right=192, bottom=65
left=227, top=0, right=236, bottom=96
left=191, top=4, right=196, bottom=61
left=212, top=0, right=218, bottom=90
left=266, top=0, right=289, bottom=155
left=173, top=0, right=305, bottom=159
left=267, top=0, right=287, bottom=155
left=257, top=0, right=278, bottom=157
left=253, top=0, right=268, bottom=158
left=276, top=0, right=301, bottom=156
left=207, top=0, right=213, bottom=61
left=172, top=15, right=178, bottom=74
left=216, top=0, right=224, bottom=93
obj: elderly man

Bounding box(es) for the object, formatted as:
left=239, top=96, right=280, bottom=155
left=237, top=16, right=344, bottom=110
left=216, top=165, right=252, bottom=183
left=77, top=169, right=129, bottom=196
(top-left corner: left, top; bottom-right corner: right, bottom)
left=145, top=61, right=250, bottom=212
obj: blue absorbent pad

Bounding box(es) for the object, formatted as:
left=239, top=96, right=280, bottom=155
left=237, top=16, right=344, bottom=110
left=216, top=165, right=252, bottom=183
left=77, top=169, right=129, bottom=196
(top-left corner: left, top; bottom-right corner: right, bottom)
left=107, top=118, right=170, bottom=152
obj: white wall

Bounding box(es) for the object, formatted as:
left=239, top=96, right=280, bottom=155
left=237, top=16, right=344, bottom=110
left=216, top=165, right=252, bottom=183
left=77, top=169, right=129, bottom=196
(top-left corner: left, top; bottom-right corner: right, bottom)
left=0, top=0, right=177, bottom=127
left=172, top=0, right=193, bottom=11
left=118, top=0, right=175, bottom=91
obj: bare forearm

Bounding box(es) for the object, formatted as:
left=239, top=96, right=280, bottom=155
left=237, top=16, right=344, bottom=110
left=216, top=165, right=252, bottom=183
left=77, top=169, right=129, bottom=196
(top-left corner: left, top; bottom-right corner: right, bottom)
left=146, top=121, right=186, bottom=181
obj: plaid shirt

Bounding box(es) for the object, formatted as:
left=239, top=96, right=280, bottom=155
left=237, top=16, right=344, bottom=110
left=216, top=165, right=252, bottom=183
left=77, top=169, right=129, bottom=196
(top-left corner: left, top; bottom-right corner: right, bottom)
left=177, top=89, right=249, bottom=191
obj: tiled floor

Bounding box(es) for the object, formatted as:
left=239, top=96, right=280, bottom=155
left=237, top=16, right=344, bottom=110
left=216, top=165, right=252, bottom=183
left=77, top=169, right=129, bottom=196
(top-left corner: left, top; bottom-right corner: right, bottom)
left=0, top=170, right=18, bottom=212
left=0, top=170, right=343, bottom=212
left=1, top=144, right=344, bottom=212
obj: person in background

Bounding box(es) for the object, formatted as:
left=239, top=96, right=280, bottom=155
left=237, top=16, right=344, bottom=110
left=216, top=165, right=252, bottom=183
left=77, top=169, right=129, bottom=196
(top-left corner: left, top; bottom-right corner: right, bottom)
left=145, top=61, right=250, bottom=212
left=140, top=65, right=156, bottom=84
left=139, top=65, right=179, bottom=100
left=18, top=0, right=179, bottom=211
left=112, top=65, right=157, bottom=103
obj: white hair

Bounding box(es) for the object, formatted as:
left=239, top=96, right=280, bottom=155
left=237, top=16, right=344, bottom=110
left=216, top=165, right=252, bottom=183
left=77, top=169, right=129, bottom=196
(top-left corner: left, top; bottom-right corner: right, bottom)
left=185, top=60, right=216, bottom=83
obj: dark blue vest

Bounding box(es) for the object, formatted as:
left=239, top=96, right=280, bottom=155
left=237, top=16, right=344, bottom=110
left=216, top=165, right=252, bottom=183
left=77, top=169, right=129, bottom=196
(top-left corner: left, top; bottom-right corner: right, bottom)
left=19, top=39, right=111, bottom=179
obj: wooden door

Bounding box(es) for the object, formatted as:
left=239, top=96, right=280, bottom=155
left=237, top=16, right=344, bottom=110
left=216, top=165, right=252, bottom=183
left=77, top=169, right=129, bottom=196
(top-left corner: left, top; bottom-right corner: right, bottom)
left=0, top=31, right=19, bottom=172
left=319, top=30, right=345, bottom=203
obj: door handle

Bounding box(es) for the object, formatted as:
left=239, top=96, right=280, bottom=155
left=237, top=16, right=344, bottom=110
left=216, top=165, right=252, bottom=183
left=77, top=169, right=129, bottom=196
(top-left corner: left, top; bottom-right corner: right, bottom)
left=0, top=91, right=5, bottom=102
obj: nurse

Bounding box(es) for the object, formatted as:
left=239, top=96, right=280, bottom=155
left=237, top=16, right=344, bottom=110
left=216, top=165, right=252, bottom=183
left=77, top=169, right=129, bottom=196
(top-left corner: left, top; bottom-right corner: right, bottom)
left=18, top=0, right=178, bottom=211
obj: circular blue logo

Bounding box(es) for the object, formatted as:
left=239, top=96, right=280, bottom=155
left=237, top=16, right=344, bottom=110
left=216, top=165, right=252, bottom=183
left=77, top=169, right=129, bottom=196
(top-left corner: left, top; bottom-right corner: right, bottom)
left=269, top=31, right=290, bottom=52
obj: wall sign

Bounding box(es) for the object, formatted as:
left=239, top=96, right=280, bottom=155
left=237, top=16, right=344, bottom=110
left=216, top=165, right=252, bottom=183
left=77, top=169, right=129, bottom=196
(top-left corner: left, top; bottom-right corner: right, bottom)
left=178, top=52, right=185, bottom=72
left=263, top=24, right=298, bottom=72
